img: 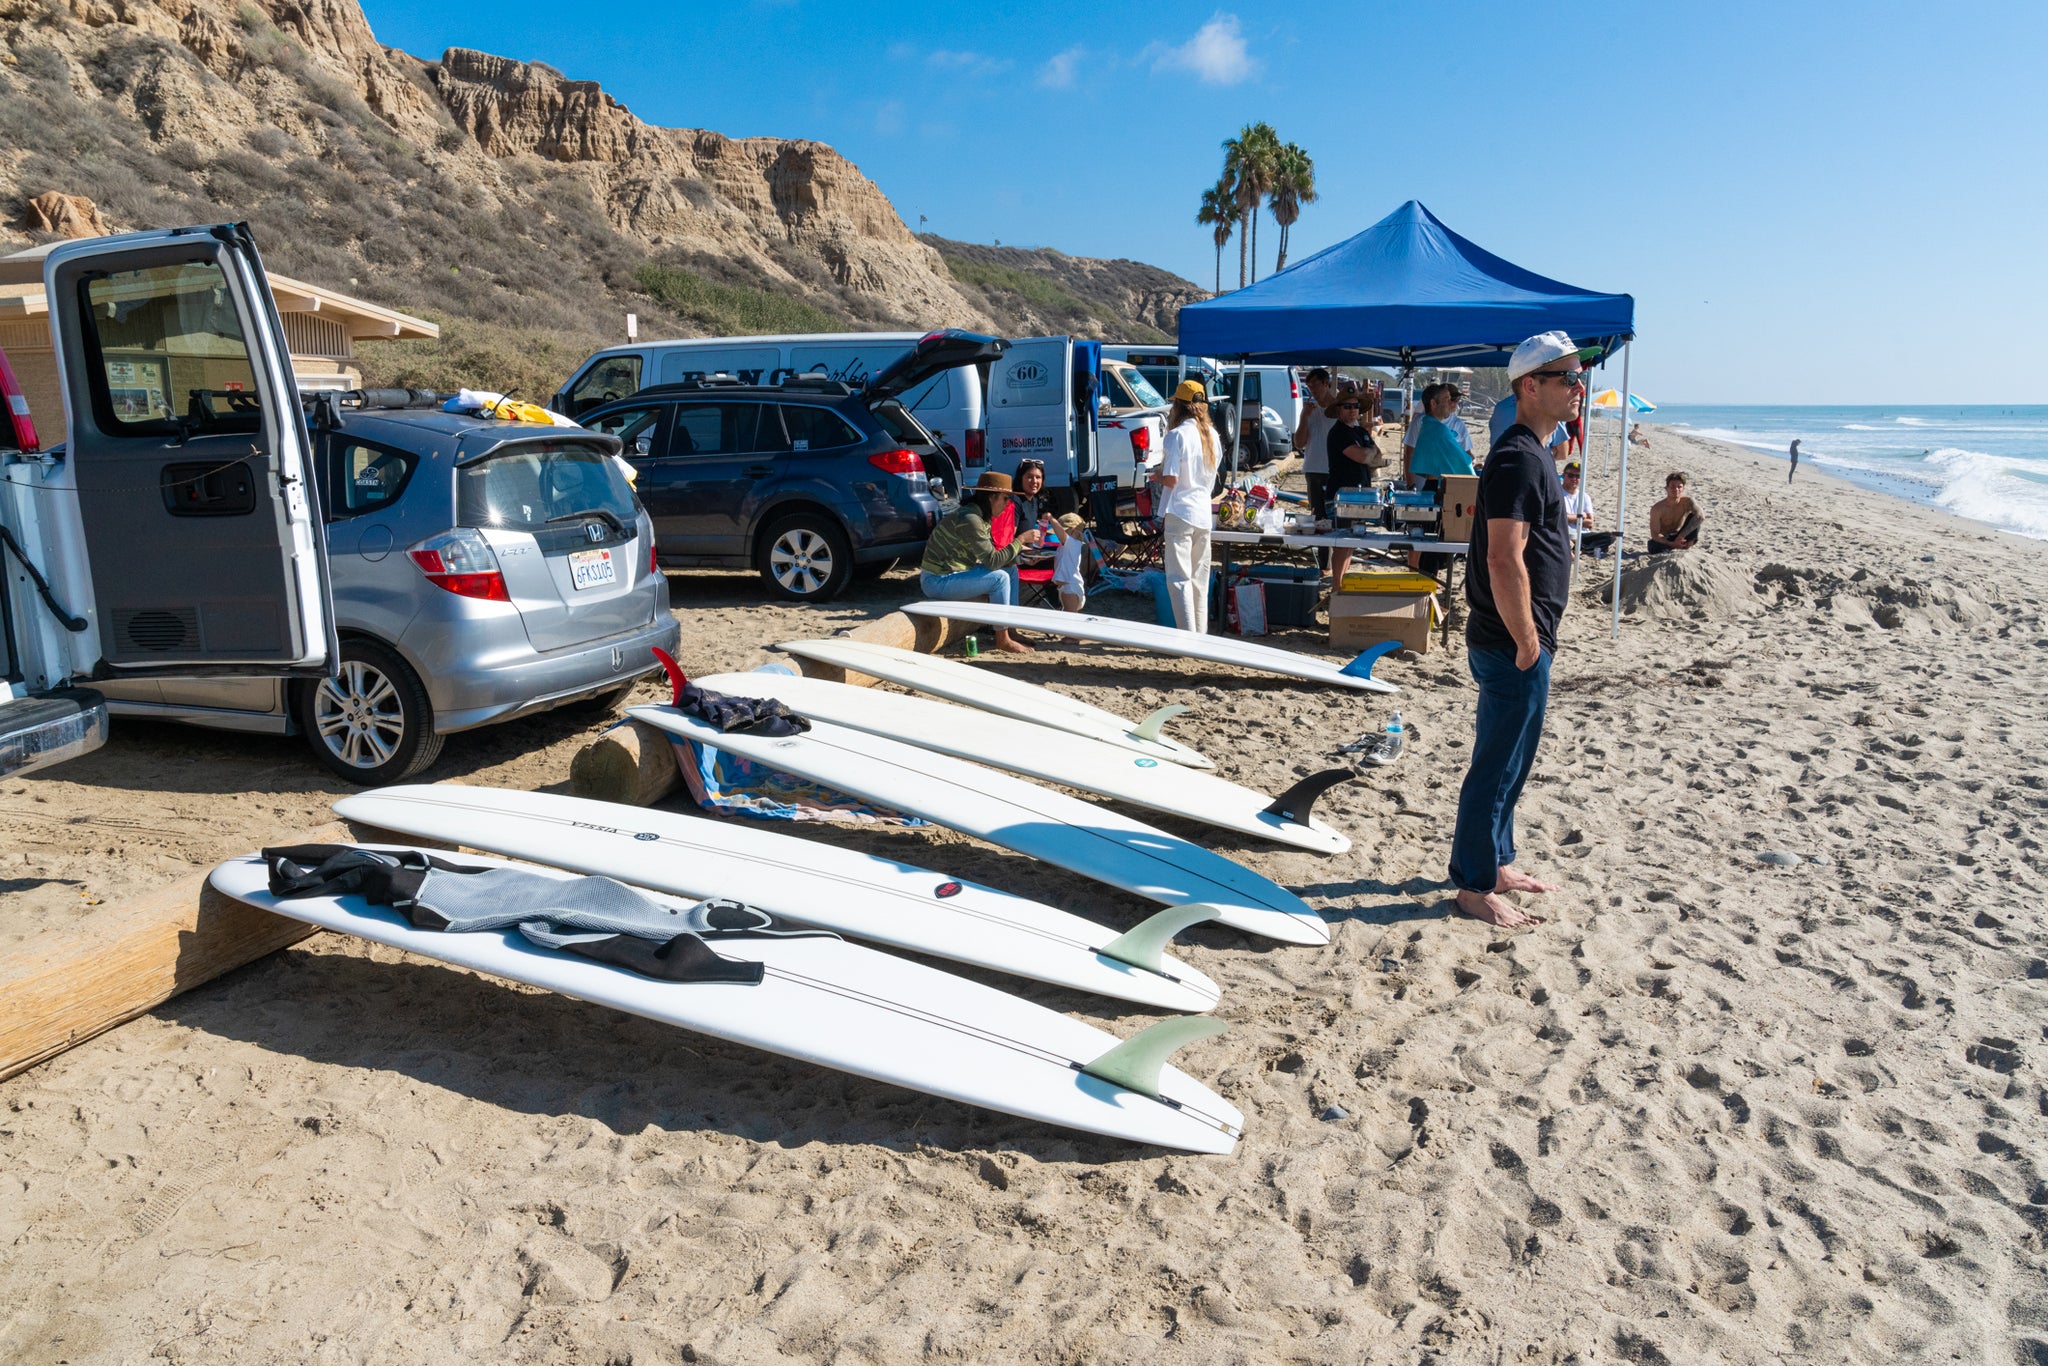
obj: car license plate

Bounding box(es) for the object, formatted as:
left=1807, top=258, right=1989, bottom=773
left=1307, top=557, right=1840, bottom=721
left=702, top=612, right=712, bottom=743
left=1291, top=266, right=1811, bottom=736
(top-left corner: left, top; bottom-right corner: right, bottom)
left=569, top=547, right=616, bottom=590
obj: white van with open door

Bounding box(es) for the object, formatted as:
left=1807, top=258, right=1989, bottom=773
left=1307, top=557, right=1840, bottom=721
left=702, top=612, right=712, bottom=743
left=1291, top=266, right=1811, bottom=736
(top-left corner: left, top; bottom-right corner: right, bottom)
left=0, top=224, right=335, bottom=778
left=978, top=337, right=1162, bottom=507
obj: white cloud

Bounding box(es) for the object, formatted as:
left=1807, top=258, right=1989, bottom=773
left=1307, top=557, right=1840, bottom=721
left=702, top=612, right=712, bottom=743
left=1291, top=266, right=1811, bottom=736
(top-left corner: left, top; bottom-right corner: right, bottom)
left=1038, top=44, right=1085, bottom=89
left=1148, top=13, right=1255, bottom=85
left=927, top=49, right=1010, bottom=76
left=874, top=99, right=906, bottom=136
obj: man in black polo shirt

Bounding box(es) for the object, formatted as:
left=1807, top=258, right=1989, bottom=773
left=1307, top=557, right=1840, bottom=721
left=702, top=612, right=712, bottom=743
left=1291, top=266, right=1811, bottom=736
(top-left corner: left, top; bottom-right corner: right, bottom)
left=1448, top=332, right=1591, bottom=927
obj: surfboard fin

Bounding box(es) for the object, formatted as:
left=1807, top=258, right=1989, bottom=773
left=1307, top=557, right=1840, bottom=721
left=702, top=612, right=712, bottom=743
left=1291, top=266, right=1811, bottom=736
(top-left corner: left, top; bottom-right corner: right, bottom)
left=1338, top=639, right=1403, bottom=681
left=1129, top=703, right=1190, bottom=743
left=1080, top=1015, right=1229, bottom=1099
left=1261, top=768, right=1353, bottom=826
left=1098, top=903, right=1221, bottom=975
left=652, top=646, right=688, bottom=707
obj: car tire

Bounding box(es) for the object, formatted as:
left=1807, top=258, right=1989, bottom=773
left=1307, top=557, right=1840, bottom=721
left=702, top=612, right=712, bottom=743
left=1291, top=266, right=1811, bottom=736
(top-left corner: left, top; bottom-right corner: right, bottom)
left=757, top=512, right=853, bottom=601
left=296, top=638, right=444, bottom=786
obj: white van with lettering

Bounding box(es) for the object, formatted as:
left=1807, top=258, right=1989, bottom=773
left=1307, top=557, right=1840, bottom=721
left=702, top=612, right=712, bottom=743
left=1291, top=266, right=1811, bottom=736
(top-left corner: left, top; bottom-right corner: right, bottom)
left=554, top=332, right=986, bottom=479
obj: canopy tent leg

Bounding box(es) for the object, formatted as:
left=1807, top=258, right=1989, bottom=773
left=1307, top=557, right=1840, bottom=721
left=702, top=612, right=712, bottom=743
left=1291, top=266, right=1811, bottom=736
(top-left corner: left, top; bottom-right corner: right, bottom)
left=1610, top=342, right=1632, bottom=640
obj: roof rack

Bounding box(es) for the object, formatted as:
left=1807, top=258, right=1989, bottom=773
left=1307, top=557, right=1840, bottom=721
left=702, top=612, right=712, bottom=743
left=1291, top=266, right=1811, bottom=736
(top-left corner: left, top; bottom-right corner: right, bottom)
left=778, top=374, right=852, bottom=395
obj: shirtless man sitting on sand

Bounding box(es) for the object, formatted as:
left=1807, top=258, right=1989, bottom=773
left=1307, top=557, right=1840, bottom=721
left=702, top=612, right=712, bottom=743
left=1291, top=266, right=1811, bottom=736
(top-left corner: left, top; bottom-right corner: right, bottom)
left=1647, top=472, right=1702, bottom=553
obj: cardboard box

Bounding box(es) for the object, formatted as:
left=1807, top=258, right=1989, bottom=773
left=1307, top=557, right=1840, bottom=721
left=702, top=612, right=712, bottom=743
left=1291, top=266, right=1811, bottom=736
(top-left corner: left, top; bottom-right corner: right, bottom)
left=1440, top=474, right=1480, bottom=543
left=1330, top=568, right=1437, bottom=653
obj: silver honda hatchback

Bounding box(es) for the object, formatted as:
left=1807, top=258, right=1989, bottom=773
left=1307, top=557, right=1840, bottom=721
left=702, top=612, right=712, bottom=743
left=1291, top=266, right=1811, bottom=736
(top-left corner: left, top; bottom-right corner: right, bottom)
left=97, top=399, right=680, bottom=783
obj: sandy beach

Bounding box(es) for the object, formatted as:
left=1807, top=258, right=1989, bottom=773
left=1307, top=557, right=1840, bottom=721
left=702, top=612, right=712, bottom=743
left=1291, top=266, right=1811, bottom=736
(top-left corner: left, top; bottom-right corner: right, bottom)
left=3, top=427, right=2045, bottom=1363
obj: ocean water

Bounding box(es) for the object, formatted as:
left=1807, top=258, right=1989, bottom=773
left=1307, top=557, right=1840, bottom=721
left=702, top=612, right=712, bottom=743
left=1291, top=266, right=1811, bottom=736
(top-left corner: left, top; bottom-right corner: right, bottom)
left=1640, top=405, right=2048, bottom=542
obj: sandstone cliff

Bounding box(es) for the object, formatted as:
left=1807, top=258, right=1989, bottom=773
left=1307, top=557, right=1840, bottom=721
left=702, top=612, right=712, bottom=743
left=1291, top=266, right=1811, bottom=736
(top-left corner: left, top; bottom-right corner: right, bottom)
left=0, top=0, right=1201, bottom=393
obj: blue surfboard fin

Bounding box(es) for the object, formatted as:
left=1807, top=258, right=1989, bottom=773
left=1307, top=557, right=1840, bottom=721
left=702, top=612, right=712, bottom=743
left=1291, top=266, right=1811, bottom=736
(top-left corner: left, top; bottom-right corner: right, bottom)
left=1098, top=903, right=1221, bottom=976
left=1080, top=1015, right=1230, bottom=1099
left=1338, top=639, right=1403, bottom=682
left=1129, top=703, right=1190, bottom=743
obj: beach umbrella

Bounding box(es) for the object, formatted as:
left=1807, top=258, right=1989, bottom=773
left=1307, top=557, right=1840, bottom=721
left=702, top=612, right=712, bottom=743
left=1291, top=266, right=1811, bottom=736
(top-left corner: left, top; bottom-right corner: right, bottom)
left=1591, top=388, right=1655, bottom=413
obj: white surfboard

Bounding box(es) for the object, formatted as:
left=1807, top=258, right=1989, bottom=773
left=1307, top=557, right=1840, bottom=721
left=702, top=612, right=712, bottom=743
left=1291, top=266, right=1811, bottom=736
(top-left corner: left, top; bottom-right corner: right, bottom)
left=335, top=784, right=1221, bottom=1012
left=209, top=850, right=1242, bottom=1152
left=628, top=706, right=1331, bottom=947
left=694, top=670, right=1351, bottom=855
left=901, top=601, right=1402, bottom=694
left=776, top=637, right=1214, bottom=770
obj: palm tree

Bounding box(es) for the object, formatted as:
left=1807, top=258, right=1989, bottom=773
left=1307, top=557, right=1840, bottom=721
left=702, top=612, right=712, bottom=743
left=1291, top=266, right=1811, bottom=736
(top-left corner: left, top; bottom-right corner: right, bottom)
left=1222, top=123, right=1280, bottom=286
left=1268, top=142, right=1317, bottom=273
left=1197, top=179, right=1235, bottom=295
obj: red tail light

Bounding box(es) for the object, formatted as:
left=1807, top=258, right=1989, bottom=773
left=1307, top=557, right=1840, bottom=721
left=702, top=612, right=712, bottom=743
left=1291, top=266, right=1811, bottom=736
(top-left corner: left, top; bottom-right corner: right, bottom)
left=0, top=348, right=40, bottom=453
left=649, top=538, right=661, bottom=577
left=1129, top=424, right=1152, bottom=458
left=1290, top=374, right=1299, bottom=401
left=868, top=448, right=924, bottom=476
left=408, top=529, right=510, bottom=601
left=964, top=429, right=986, bottom=467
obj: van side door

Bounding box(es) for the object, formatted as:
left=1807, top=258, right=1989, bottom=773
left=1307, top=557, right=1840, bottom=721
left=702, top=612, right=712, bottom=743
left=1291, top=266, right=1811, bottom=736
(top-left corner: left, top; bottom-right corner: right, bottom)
left=39, top=224, right=333, bottom=683
left=982, top=337, right=1073, bottom=485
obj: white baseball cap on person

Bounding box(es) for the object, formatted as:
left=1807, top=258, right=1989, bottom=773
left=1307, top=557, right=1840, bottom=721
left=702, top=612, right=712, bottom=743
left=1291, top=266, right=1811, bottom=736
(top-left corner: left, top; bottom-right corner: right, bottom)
left=1507, top=331, right=1600, bottom=382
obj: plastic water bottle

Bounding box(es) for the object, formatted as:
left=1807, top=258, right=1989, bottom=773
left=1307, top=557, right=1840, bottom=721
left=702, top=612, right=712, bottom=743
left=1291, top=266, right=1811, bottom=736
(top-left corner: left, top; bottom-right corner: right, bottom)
left=1367, top=711, right=1403, bottom=766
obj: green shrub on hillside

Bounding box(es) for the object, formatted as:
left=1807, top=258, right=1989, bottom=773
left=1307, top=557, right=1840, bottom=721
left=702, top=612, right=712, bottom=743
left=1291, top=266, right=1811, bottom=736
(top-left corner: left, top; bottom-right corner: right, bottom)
left=941, top=256, right=1095, bottom=323
left=635, top=263, right=840, bottom=335
left=358, top=315, right=606, bottom=403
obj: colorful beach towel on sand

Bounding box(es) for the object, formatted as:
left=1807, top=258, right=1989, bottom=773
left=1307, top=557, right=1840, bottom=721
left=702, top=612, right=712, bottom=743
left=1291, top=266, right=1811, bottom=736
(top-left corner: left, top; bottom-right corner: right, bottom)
left=666, top=663, right=923, bottom=826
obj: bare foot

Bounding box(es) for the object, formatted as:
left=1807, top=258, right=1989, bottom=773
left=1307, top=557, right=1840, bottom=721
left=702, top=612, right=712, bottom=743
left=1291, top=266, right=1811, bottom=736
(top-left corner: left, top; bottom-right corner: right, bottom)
left=994, top=635, right=1034, bottom=654
left=1494, top=865, right=1561, bottom=894
left=1455, top=888, right=1545, bottom=928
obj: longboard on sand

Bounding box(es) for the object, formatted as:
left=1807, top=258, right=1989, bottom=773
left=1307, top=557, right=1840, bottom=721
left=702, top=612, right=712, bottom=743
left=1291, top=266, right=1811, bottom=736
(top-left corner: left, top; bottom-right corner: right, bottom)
left=208, top=849, right=1243, bottom=1152
left=900, top=601, right=1402, bottom=694
left=694, top=669, right=1351, bottom=855
left=335, top=784, right=1221, bottom=1012
left=628, top=701, right=1331, bottom=947
left=776, top=637, right=1214, bottom=770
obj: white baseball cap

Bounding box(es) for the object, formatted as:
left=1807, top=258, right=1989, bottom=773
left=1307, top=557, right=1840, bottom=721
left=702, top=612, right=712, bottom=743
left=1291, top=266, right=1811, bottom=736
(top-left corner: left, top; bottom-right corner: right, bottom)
left=1507, top=331, right=1600, bottom=382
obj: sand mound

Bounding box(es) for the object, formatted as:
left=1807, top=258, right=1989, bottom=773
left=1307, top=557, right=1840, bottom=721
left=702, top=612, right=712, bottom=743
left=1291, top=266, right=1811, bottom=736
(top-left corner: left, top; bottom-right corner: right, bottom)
left=1756, top=562, right=1988, bottom=630
left=1606, top=551, right=1757, bottom=621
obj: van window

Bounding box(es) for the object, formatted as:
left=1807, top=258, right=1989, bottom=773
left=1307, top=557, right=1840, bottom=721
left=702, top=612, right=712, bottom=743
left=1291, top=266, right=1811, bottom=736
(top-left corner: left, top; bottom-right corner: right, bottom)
left=658, top=347, right=780, bottom=386
left=329, top=440, right=417, bottom=518
left=457, top=442, right=638, bottom=533
left=567, top=355, right=641, bottom=414
left=79, top=260, right=263, bottom=436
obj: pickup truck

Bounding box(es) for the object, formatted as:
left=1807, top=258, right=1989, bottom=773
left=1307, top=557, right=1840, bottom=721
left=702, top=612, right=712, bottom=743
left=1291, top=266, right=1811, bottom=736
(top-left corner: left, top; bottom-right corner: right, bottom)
left=1, top=225, right=335, bottom=779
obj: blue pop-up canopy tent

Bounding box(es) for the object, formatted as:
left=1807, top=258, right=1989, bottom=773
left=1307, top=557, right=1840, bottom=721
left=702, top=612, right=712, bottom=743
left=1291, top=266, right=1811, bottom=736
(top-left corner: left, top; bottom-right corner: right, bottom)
left=1179, top=200, right=1641, bottom=636
left=1177, top=200, right=1633, bottom=368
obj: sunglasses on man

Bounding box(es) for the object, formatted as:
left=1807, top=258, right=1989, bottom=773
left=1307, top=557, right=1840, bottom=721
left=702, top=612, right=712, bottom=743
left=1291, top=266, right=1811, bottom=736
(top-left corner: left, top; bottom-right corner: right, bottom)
left=1531, top=369, right=1586, bottom=389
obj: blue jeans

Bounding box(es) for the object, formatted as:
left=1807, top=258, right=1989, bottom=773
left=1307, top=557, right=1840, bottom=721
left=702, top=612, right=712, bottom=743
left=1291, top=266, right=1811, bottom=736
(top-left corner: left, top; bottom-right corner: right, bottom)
left=921, top=567, right=1014, bottom=606
left=1447, top=645, right=1552, bottom=894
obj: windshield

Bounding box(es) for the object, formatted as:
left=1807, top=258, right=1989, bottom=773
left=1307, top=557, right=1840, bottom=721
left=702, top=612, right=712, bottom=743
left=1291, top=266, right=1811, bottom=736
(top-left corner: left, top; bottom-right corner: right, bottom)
left=457, top=441, right=638, bottom=532
left=1119, top=367, right=1168, bottom=408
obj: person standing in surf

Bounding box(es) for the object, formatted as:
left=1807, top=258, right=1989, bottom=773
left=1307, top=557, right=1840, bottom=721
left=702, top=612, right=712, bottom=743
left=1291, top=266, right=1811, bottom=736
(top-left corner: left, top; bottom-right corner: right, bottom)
left=1448, top=332, right=1589, bottom=928
left=1788, top=438, right=1801, bottom=482
left=1158, top=379, right=1221, bottom=633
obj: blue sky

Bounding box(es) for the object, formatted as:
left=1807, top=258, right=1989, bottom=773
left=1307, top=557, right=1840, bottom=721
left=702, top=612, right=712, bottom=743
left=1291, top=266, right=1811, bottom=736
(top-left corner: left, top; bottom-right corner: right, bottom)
left=363, top=1, right=2045, bottom=404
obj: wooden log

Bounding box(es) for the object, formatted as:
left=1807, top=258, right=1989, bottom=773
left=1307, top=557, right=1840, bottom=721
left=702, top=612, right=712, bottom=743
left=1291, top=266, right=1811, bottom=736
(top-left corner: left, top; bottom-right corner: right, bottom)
left=794, top=609, right=976, bottom=688
left=569, top=717, right=682, bottom=806
left=0, top=819, right=443, bottom=1083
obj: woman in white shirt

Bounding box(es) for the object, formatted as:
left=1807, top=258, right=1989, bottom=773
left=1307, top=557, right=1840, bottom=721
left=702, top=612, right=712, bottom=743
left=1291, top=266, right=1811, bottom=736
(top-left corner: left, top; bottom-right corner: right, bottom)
left=1158, top=379, right=1221, bottom=632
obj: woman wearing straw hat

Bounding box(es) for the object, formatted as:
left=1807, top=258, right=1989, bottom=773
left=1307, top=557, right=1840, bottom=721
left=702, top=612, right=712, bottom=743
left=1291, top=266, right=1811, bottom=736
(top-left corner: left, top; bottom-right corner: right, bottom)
left=919, top=470, right=1043, bottom=653
left=1158, top=379, right=1221, bottom=633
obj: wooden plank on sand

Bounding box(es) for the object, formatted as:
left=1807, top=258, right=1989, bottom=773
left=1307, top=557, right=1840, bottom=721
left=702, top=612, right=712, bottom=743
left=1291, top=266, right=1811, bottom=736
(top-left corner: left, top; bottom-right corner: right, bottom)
left=0, top=819, right=440, bottom=1082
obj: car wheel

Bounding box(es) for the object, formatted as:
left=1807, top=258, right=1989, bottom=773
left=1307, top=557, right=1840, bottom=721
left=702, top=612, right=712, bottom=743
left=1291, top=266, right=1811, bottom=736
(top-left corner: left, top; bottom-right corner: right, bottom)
left=757, top=512, right=853, bottom=601
left=296, top=638, right=444, bottom=785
